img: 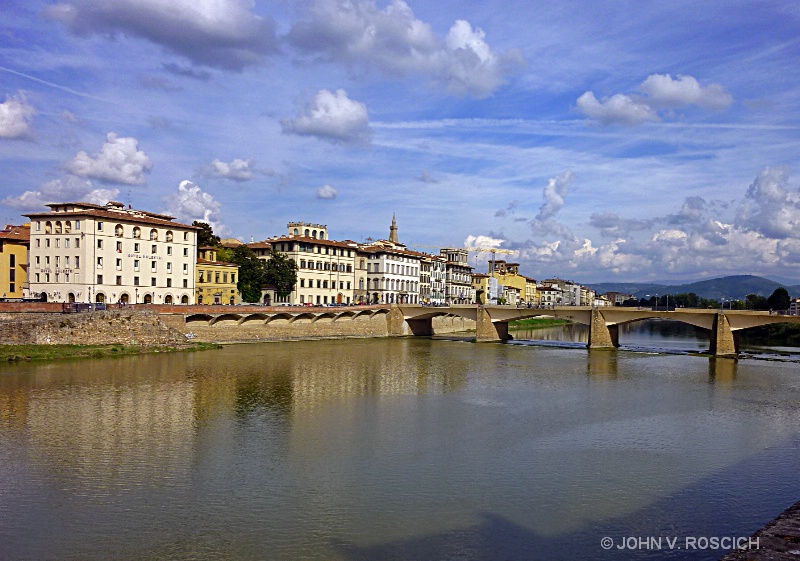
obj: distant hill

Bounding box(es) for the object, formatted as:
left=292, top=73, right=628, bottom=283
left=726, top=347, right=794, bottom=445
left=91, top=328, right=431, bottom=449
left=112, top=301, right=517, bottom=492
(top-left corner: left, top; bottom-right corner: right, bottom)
left=587, top=275, right=799, bottom=301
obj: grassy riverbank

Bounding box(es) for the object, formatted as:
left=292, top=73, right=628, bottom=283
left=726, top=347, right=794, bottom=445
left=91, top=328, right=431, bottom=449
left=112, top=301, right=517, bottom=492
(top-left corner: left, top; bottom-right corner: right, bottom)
left=509, top=317, right=571, bottom=329
left=1, top=342, right=222, bottom=364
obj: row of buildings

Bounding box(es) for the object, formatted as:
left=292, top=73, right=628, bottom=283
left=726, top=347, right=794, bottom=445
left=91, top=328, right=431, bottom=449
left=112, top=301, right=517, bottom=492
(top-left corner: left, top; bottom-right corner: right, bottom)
left=2, top=201, right=610, bottom=307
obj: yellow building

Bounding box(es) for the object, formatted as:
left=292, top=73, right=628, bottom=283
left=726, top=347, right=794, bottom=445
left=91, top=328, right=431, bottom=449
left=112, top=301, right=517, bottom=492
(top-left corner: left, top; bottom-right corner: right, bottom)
left=196, top=246, right=240, bottom=305
left=0, top=224, right=30, bottom=299
left=472, top=273, right=491, bottom=304
left=488, top=261, right=529, bottom=302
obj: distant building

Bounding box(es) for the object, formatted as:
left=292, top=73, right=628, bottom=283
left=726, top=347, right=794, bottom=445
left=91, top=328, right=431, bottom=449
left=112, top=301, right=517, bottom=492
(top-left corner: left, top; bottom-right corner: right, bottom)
left=440, top=248, right=474, bottom=304
left=0, top=224, right=30, bottom=299
left=789, top=298, right=800, bottom=316
left=25, top=201, right=197, bottom=304
left=605, top=291, right=637, bottom=306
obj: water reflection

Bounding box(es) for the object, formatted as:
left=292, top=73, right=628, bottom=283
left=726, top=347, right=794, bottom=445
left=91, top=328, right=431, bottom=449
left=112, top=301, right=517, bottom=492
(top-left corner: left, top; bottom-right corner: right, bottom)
left=1, top=338, right=800, bottom=561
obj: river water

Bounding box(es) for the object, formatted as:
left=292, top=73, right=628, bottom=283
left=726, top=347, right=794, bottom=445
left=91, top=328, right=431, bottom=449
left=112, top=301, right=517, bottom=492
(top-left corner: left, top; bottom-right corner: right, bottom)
left=2, top=321, right=800, bottom=560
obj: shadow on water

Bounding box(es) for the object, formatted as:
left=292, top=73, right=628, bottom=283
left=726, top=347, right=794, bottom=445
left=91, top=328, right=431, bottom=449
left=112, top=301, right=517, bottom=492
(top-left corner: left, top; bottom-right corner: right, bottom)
left=330, top=435, right=800, bottom=561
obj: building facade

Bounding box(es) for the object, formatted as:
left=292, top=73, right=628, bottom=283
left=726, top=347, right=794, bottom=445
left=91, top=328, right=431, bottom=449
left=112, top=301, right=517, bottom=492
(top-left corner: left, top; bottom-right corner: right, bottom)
left=196, top=246, right=240, bottom=305
left=0, top=224, right=30, bottom=299
left=441, top=248, right=474, bottom=304
left=364, top=241, right=422, bottom=304
left=25, top=202, right=197, bottom=304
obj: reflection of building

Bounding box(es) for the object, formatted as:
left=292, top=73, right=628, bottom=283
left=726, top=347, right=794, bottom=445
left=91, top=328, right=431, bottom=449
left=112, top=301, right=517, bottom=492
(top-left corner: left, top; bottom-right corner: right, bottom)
left=25, top=201, right=197, bottom=304
left=0, top=223, right=30, bottom=298
left=196, top=246, right=240, bottom=305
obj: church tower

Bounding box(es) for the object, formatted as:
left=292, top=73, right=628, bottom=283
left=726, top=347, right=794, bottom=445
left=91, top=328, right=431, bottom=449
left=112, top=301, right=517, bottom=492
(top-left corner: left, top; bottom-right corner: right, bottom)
left=389, top=213, right=399, bottom=243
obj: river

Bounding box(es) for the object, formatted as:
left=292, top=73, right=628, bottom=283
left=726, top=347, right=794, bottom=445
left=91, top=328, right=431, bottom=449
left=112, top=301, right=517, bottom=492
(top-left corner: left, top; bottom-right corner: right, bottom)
left=1, top=321, right=799, bottom=560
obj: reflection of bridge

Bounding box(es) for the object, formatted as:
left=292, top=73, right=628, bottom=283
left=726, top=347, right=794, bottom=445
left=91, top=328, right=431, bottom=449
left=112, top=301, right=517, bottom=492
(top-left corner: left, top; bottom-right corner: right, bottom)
left=390, top=305, right=800, bottom=356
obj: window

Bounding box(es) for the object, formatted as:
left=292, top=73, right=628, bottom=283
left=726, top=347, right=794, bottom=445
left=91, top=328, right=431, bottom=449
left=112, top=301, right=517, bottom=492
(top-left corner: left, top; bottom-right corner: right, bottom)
left=45, top=256, right=50, bottom=266
left=184, top=232, right=188, bottom=241
left=151, top=245, right=157, bottom=254
left=35, top=256, right=40, bottom=267
left=36, top=221, right=41, bottom=231
left=45, top=273, right=50, bottom=282
left=45, top=221, right=52, bottom=234
left=134, top=276, right=139, bottom=286
left=116, top=258, right=122, bottom=270
left=97, top=257, right=103, bottom=268
left=134, top=243, right=140, bottom=252
left=151, top=277, right=156, bottom=286
left=323, top=280, right=328, bottom=288
left=183, top=248, right=188, bottom=257
left=55, top=238, right=60, bottom=248
left=97, top=222, right=103, bottom=231
left=183, top=279, right=188, bottom=288
left=116, top=276, right=122, bottom=285
left=36, top=238, right=40, bottom=248
left=134, top=259, right=140, bottom=271
left=97, top=274, right=103, bottom=284
left=183, top=263, right=188, bottom=274
left=166, top=231, right=173, bottom=242
left=9, top=283, right=15, bottom=293
left=9, top=269, right=15, bottom=282
left=223, top=272, right=228, bottom=283
left=64, top=221, right=71, bottom=233
left=149, top=229, right=158, bottom=241
left=133, top=227, right=141, bottom=239
left=231, top=273, right=235, bottom=283
left=75, top=220, right=80, bottom=230
left=115, top=225, right=123, bottom=237
left=9, top=255, right=15, bottom=267
left=97, top=239, right=103, bottom=249
left=199, top=271, right=204, bottom=283
left=215, top=272, right=219, bottom=283
left=166, top=278, right=172, bottom=287
left=56, top=256, right=60, bottom=267
left=75, top=238, right=80, bottom=248
left=36, top=273, right=40, bottom=282
left=75, top=256, right=80, bottom=268
left=167, top=262, right=172, bottom=272
left=46, top=238, right=50, bottom=248
left=167, top=246, right=172, bottom=256
left=316, top=280, right=321, bottom=288
left=300, top=279, right=305, bottom=288
left=65, top=238, right=70, bottom=248
left=151, top=261, right=157, bottom=272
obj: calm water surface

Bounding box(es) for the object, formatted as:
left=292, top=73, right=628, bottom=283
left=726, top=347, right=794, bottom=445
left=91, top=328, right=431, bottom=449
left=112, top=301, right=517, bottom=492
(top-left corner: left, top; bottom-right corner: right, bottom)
left=2, top=323, right=800, bottom=560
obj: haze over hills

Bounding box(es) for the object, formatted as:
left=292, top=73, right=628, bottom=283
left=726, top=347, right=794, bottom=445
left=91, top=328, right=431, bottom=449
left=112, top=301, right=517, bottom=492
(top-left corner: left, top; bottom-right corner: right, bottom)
left=587, top=275, right=800, bottom=301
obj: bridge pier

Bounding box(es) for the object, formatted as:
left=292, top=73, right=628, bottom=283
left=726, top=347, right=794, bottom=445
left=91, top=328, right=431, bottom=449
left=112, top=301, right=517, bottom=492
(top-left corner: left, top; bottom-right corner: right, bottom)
left=589, top=308, right=619, bottom=349
left=388, top=306, right=434, bottom=336
left=475, top=307, right=510, bottom=342
left=710, top=313, right=738, bottom=356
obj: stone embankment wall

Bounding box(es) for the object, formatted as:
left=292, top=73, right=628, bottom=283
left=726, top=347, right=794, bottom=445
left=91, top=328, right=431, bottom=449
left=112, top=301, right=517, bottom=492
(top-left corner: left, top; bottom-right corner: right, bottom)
left=0, top=310, right=186, bottom=346
left=432, top=316, right=476, bottom=334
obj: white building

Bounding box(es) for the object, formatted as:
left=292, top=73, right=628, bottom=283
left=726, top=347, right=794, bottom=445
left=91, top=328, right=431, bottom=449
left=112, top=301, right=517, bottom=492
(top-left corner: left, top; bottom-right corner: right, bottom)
left=440, top=248, right=474, bottom=304
left=789, top=298, right=800, bottom=316
left=25, top=201, right=197, bottom=304
left=363, top=241, right=422, bottom=304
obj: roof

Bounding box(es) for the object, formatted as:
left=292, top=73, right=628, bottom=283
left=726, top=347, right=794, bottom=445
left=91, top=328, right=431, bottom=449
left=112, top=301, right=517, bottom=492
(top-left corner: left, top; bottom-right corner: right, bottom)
left=0, top=224, right=31, bottom=244
left=247, top=241, right=272, bottom=250
left=25, top=206, right=198, bottom=230
left=197, top=258, right=238, bottom=268
left=249, top=235, right=355, bottom=251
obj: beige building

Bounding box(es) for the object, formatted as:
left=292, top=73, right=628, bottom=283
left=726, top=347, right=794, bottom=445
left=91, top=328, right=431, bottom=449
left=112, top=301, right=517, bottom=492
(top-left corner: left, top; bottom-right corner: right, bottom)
left=250, top=222, right=358, bottom=306
left=25, top=202, right=197, bottom=304
left=363, top=240, right=422, bottom=304
left=441, top=248, right=474, bottom=304
left=0, top=224, right=30, bottom=299
left=196, top=246, right=240, bottom=305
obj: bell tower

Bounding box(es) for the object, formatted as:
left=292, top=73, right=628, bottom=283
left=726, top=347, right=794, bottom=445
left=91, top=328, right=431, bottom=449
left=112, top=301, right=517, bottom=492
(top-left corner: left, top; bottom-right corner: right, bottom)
left=389, top=213, right=399, bottom=243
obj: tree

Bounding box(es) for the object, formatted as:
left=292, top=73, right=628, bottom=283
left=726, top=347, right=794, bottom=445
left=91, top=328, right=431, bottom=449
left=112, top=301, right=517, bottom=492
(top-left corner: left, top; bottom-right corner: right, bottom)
left=193, top=220, right=220, bottom=248
left=265, top=252, right=298, bottom=298
left=767, top=287, right=791, bottom=311
left=745, top=293, right=768, bottom=310
left=229, top=245, right=268, bottom=303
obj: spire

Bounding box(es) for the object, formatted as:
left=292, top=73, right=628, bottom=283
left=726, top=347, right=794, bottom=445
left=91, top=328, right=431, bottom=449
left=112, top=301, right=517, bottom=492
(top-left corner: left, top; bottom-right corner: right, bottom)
left=389, top=213, right=399, bottom=243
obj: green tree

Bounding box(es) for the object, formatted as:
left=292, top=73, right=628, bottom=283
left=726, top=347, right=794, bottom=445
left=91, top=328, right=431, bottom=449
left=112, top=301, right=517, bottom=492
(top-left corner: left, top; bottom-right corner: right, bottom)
left=229, top=245, right=267, bottom=303
left=766, top=287, right=791, bottom=311
left=193, top=221, right=221, bottom=248
left=265, top=252, right=298, bottom=298
left=745, top=293, right=768, bottom=310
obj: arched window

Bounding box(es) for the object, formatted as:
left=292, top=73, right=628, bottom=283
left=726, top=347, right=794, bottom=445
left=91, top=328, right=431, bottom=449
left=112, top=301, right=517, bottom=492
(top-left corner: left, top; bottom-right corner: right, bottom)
left=304, top=229, right=309, bottom=236
left=55, top=221, right=63, bottom=234
left=119, top=293, right=129, bottom=304
left=149, top=229, right=158, bottom=240
left=133, top=227, right=141, bottom=239
left=45, top=221, right=52, bottom=234
left=144, top=294, right=152, bottom=304
left=181, top=295, right=189, bottom=304
left=64, top=221, right=71, bottom=233
left=164, top=295, right=172, bottom=304
left=360, top=259, right=365, bottom=269
left=115, top=224, right=124, bottom=237
left=68, top=292, right=76, bottom=303
left=312, top=230, right=317, bottom=239
left=95, top=293, right=105, bottom=303
left=359, top=279, right=364, bottom=290
left=294, top=228, right=299, bottom=235
left=166, top=231, right=174, bottom=242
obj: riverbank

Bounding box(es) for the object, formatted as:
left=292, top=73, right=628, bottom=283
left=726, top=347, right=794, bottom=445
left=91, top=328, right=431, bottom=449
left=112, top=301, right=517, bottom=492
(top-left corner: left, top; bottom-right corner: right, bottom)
left=509, top=317, right=571, bottom=329
left=0, top=342, right=222, bottom=364
left=721, top=499, right=800, bottom=560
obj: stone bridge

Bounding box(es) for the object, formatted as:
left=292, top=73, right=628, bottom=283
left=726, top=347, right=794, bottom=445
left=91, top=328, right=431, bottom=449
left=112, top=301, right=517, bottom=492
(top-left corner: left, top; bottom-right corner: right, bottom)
left=389, top=305, right=800, bottom=356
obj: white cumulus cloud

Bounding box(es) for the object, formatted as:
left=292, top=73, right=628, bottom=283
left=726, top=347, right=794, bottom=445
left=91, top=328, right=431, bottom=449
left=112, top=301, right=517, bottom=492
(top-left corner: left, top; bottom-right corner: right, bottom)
left=206, top=158, right=269, bottom=182
left=288, top=0, right=524, bottom=98
left=43, top=0, right=277, bottom=71
left=164, top=180, right=226, bottom=233
left=282, top=89, right=371, bottom=144
left=65, top=132, right=153, bottom=184
left=317, top=184, right=338, bottom=199
left=0, top=92, right=36, bottom=139
left=576, top=92, right=659, bottom=126
left=2, top=176, right=119, bottom=211
left=638, top=74, right=733, bottom=110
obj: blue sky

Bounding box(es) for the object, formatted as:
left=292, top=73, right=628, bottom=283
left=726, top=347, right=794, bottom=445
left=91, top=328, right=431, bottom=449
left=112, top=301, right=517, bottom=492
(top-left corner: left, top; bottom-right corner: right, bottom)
left=2, top=0, right=800, bottom=283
